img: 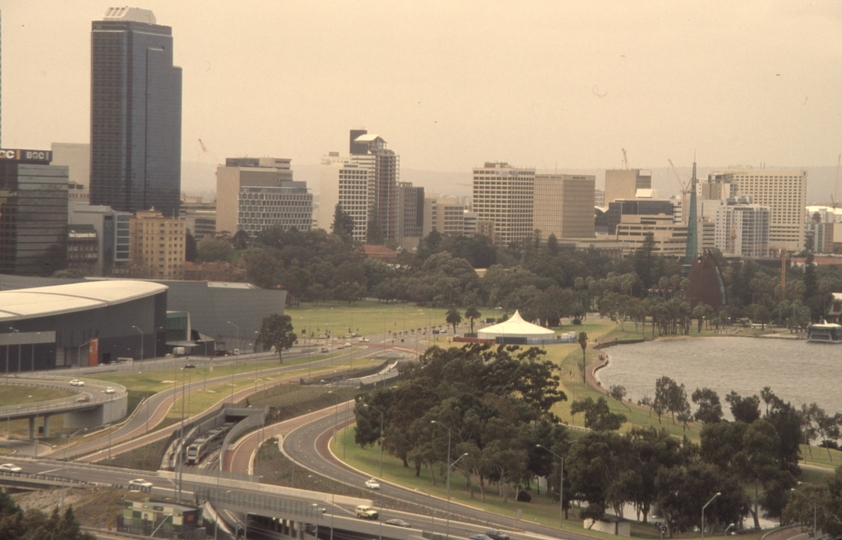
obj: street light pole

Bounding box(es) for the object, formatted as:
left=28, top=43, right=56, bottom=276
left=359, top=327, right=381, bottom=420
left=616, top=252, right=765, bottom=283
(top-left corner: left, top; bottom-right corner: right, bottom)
left=365, top=404, right=385, bottom=477
left=227, top=321, right=239, bottom=353
left=131, top=325, right=143, bottom=361
left=10, top=329, right=20, bottom=373
left=444, top=452, right=469, bottom=540
left=431, top=421, right=452, bottom=499
left=702, top=492, right=721, bottom=540
left=537, top=444, right=564, bottom=528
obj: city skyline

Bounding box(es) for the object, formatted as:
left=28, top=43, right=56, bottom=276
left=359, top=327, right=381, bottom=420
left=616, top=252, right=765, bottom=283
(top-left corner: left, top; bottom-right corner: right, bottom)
left=2, top=1, right=840, bottom=177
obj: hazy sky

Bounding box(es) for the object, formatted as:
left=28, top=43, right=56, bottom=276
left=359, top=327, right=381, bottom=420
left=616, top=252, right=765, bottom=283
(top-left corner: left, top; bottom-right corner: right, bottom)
left=2, top=1, right=841, bottom=173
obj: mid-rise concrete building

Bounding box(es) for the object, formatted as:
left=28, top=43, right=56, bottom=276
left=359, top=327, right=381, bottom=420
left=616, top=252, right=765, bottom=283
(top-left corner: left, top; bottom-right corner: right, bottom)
left=594, top=188, right=605, bottom=208
left=714, top=200, right=771, bottom=258
left=0, top=149, right=69, bottom=276
left=463, top=211, right=478, bottom=236
left=605, top=199, right=674, bottom=235
left=68, top=202, right=131, bottom=276
left=319, top=153, right=373, bottom=242
left=423, top=196, right=465, bottom=237
left=180, top=199, right=216, bottom=240
left=472, top=162, right=535, bottom=246
left=614, top=214, right=688, bottom=257
left=52, top=143, right=90, bottom=205
left=130, top=209, right=185, bottom=279
left=533, top=173, right=595, bottom=239
left=66, top=224, right=98, bottom=273
left=216, top=157, right=312, bottom=236
left=709, top=167, right=806, bottom=252
left=90, top=7, right=182, bottom=218
left=604, top=169, right=652, bottom=205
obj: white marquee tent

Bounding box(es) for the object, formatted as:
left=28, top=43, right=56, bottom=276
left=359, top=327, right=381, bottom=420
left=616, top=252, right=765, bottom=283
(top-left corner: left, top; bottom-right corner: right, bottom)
left=477, top=310, right=555, bottom=343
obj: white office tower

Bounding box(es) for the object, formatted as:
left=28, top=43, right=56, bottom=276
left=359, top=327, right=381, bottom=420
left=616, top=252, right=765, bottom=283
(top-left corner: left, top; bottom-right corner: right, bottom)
left=709, top=167, right=806, bottom=252
left=715, top=199, right=771, bottom=258
left=472, top=162, right=535, bottom=246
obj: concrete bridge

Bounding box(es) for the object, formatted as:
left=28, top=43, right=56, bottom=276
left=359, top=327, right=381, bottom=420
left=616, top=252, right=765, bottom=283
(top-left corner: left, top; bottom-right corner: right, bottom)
left=0, top=378, right=127, bottom=437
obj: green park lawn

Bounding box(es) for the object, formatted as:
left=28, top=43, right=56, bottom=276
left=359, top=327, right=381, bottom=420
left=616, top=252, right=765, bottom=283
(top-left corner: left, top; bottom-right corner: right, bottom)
left=286, top=302, right=454, bottom=340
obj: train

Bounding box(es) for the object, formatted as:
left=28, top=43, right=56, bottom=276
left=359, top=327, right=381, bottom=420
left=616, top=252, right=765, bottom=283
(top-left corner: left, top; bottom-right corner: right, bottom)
left=185, top=422, right=236, bottom=466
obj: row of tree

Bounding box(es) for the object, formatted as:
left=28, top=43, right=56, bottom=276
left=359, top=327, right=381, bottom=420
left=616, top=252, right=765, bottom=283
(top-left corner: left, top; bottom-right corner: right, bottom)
left=352, top=343, right=842, bottom=536
left=185, top=225, right=839, bottom=325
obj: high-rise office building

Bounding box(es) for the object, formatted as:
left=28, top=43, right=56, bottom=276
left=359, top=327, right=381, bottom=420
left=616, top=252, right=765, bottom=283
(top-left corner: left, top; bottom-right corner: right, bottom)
left=319, top=130, right=400, bottom=243
left=604, top=169, right=652, bottom=205
left=0, top=149, right=69, bottom=275
left=533, top=173, right=595, bottom=239
left=710, top=167, right=806, bottom=252
left=398, top=182, right=424, bottom=246
left=349, top=131, right=399, bottom=242
left=472, top=162, right=535, bottom=246
left=216, top=157, right=312, bottom=236
left=90, top=7, right=182, bottom=218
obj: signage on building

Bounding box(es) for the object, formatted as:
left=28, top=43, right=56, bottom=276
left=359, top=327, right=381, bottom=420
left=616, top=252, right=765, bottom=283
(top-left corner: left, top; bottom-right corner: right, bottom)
left=89, top=338, right=99, bottom=366
left=0, top=149, right=53, bottom=164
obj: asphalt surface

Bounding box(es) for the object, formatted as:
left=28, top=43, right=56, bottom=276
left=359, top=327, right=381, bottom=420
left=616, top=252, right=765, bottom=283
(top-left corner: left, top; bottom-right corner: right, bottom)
left=282, top=407, right=597, bottom=540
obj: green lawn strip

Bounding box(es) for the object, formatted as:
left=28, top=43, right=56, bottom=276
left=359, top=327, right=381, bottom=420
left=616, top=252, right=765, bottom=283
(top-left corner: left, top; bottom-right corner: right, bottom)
left=536, top=322, right=698, bottom=442
left=0, top=384, right=73, bottom=406
left=800, top=445, right=842, bottom=471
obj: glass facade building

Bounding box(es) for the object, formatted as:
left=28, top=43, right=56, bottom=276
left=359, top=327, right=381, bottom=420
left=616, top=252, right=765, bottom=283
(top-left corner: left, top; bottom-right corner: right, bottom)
left=0, top=161, right=69, bottom=275
left=90, top=8, right=182, bottom=218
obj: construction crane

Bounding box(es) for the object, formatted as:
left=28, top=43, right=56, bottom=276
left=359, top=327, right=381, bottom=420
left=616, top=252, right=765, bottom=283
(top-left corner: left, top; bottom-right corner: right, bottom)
left=622, top=148, right=629, bottom=170
left=668, top=159, right=691, bottom=194
left=197, top=138, right=222, bottom=165
left=833, top=154, right=841, bottom=210
left=669, top=159, right=695, bottom=226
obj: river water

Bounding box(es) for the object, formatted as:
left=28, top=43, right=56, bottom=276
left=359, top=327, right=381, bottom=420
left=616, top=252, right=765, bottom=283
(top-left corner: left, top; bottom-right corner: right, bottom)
left=596, top=337, right=842, bottom=415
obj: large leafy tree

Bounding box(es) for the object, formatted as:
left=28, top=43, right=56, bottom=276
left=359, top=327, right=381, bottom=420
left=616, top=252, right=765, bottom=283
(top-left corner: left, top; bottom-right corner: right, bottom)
left=570, top=397, right=627, bottom=431
left=692, top=387, right=723, bottom=424
left=259, top=314, right=297, bottom=363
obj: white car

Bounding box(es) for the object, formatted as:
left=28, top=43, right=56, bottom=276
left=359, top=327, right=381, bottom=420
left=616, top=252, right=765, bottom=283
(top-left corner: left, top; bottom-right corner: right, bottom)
left=365, top=478, right=380, bottom=490
left=69, top=379, right=84, bottom=386
left=104, top=387, right=115, bottom=394
left=0, top=463, right=22, bottom=473
left=128, top=478, right=154, bottom=489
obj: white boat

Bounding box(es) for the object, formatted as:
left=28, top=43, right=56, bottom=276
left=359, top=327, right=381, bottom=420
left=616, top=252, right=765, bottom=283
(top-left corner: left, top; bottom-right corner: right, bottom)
left=807, top=323, right=842, bottom=343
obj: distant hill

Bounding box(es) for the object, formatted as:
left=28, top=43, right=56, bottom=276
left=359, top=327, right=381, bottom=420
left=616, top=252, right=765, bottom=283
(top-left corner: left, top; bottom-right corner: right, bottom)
left=181, top=160, right=840, bottom=207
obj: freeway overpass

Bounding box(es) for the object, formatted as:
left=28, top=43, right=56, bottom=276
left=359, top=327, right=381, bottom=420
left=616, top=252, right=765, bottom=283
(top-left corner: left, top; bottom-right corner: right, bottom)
left=0, top=379, right=126, bottom=437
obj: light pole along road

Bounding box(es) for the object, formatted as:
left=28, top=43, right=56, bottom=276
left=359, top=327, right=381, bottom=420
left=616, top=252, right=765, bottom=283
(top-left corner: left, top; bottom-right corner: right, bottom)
left=282, top=406, right=598, bottom=540
left=62, top=345, right=382, bottom=461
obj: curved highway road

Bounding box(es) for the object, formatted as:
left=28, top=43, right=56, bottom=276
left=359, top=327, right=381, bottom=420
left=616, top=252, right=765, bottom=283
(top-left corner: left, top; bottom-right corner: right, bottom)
left=282, top=408, right=596, bottom=540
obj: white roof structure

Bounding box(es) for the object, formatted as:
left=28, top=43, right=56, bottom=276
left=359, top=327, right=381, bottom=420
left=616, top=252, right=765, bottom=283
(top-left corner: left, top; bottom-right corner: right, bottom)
left=0, top=281, right=167, bottom=322
left=478, top=310, right=554, bottom=341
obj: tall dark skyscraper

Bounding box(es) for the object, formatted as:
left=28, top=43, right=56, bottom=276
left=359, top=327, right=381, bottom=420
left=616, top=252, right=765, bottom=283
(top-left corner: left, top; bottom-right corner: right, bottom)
left=90, top=7, right=182, bottom=217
